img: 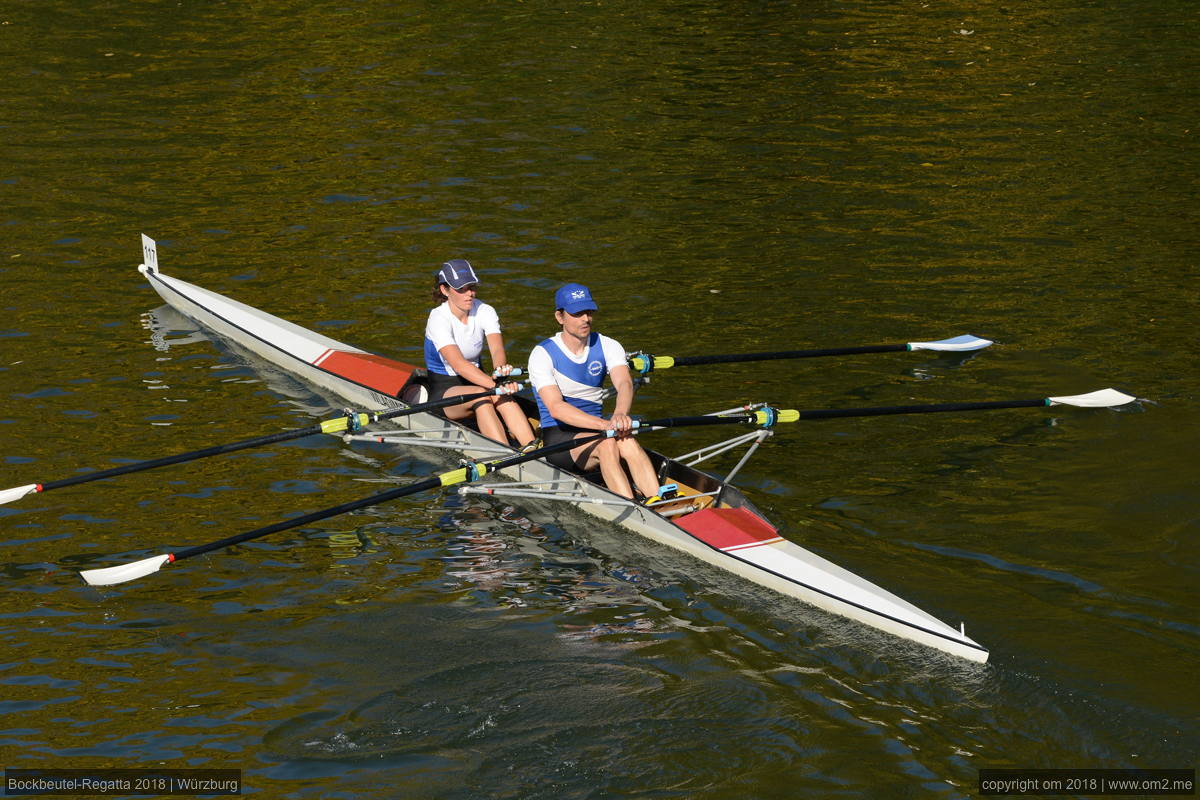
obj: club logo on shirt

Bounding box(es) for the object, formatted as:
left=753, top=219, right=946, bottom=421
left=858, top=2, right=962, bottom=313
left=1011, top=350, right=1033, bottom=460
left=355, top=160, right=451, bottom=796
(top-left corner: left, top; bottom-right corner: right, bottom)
left=587, top=360, right=603, bottom=377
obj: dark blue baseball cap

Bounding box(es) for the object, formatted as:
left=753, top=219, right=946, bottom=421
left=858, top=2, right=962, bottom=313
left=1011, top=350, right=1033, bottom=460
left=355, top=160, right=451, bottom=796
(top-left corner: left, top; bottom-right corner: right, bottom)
left=555, top=283, right=597, bottom=314
left=436, top=259, right=480, bottom=289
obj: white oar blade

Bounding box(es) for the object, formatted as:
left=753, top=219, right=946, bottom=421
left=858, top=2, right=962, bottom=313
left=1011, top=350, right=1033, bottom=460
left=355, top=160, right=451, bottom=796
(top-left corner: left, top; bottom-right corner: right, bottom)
left=1047, top=388, right=1137, bottom=408
left=908, top=334, right=993, bottom=352
left=0, top=483, right=39, bottom=506
left=80, top=554, right=172, bottom=586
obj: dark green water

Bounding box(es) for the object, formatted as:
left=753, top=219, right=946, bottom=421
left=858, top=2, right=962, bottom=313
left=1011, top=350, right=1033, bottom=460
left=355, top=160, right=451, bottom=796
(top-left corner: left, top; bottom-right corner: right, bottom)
left=2, top=1, right=1196, bottom=797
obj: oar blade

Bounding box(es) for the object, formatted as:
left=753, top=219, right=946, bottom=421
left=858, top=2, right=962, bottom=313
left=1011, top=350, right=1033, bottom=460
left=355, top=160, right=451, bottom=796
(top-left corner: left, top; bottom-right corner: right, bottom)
left=1047, top=388, right=1137, bottom=408
left=0, top=483, right=39, bottom=506
left=80, top=554, right=172, bottom=586
left=908, top=334, right=993, bottom=352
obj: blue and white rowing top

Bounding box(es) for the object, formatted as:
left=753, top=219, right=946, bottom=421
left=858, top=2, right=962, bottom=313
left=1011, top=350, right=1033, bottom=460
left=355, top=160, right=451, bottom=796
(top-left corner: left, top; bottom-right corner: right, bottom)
left=527, top=332, right=627, bottom=429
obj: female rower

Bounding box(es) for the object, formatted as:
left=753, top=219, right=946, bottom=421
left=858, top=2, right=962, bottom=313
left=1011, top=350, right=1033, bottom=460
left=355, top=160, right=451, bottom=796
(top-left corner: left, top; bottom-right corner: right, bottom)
left=424, top=259, right=538, bottom=449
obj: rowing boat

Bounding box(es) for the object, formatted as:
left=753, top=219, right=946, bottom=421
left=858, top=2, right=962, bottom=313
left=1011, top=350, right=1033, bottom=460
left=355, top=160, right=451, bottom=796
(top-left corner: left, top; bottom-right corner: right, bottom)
left=135, top=236, right=989, bottom=663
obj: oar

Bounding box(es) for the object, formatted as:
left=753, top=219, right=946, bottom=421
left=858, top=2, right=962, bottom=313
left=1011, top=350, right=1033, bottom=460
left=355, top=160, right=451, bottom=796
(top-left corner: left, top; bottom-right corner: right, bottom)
left=0, top=384, right=522, bottom=507
left=634, top=389, right=1135, bottom=429
left=628, top=334, right=992, bottom=373
left=77, top=429, right=609, bottom=587
left=76, top=390, right=1134, bottom=586
left=780, top=388, right=1135, bottom=420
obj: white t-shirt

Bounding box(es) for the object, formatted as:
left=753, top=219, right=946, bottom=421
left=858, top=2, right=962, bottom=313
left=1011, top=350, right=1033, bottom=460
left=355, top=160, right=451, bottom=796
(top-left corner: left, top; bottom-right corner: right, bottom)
left=423, top=300, right=501, bottom=376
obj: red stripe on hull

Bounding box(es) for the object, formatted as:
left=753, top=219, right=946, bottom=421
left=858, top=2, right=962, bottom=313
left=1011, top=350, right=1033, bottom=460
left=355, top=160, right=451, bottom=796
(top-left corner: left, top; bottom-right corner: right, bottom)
left=675, top=506, right=780, bottom=551
left=317, top=351, right=416, bottom=398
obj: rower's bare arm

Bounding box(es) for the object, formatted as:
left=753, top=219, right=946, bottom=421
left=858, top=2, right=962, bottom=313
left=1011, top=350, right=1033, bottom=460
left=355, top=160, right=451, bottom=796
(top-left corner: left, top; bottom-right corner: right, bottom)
left=485, top=332, right=515, bottom=378
left=536, top=385, right=607, bottom=430
left=609, top=364, right=636, bottom=418
left=438, top=344, right=496, bottom=389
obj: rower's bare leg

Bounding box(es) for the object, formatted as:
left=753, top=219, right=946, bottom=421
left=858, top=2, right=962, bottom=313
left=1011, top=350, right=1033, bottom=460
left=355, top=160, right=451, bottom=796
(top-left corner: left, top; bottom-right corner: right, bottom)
left=594, top=438, right=635, bottom=499
left=442, top=387, right=508, bottom=444
left=568, top=436, right=602, bottom=472
left=469, top=400, right=507, bottom=443
left=616, top=438, right=659, bottom=499
left=493, top=396, right=536, bottom=446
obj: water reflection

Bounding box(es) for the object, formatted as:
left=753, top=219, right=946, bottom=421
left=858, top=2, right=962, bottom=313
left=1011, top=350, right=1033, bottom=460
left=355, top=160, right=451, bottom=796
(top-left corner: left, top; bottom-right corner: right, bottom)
left=141, top=306, right=211, bottom=351
left=439, top=501, right=668, bottom=649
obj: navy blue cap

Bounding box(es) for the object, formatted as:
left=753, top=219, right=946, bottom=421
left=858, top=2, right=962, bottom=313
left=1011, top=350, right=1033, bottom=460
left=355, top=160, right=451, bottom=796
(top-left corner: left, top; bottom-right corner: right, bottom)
left=555, top=283, right=597, bottom=314
left=436, top=259, right=480, bottom=289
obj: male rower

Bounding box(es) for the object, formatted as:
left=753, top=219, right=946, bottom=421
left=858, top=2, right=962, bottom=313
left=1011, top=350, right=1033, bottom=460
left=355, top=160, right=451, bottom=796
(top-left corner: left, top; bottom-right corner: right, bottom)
left=527, top=283, right=661, bottom=502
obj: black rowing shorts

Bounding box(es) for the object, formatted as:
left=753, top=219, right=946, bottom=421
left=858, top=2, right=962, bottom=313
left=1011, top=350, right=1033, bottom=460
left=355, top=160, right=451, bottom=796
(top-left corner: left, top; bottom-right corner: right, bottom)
left=541, top=423, right=599, bottom=472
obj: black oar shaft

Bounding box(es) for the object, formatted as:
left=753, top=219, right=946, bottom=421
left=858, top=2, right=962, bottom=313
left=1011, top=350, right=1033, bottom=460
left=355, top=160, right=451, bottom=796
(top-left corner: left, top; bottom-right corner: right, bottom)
left=38, top=388, right=508, bottom=494
left=672, top=344, right=906, bottom=367
left=374, top=386, right=509, bottom=423
left=640, top=414, right=754, bottom=428
left=173, top=476, right=444, bottom=561
left=170, top=431, right=606, bottom=564
left=42, top=426, right=319, bottom=491
left=797, top=398, right=1046, bottom=421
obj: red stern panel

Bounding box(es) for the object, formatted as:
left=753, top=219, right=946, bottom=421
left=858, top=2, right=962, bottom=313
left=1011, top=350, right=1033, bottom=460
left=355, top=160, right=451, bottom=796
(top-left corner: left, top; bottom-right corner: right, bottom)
left=675, top=506, right=782, bottom=552
left=315, top=350, right=416, bottom=398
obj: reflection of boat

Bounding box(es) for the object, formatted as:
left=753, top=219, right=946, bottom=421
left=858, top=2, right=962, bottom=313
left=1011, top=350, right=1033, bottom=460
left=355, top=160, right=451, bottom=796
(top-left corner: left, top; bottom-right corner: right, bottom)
left=141, top=304, right=213, bottom=351
left=142, top=303, right=333, bottom=412
left=137, top=236, right=988, bottom=663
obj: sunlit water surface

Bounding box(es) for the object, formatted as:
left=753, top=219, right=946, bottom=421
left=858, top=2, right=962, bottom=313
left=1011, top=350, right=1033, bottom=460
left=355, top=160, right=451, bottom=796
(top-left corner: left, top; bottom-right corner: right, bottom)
left=2, top=1, right=1196, bottom=797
